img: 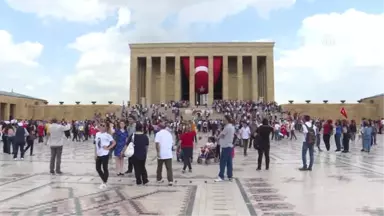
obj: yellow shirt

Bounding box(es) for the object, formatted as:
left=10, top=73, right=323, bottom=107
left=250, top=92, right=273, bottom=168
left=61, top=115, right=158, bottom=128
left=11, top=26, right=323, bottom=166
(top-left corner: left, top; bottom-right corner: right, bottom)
left=191, top=123, right=196, bottom=132
left=45, top=123, right=50, bottom=133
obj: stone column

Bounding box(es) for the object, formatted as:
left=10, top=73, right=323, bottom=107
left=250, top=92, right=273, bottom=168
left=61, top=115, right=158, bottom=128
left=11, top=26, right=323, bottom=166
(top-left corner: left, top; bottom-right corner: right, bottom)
left=262, top=62, right=267, bottom=101
left=175, top=56, right=181, bottom=101
left=266, top=54, right=275, bottom=102
left=129, top=55, right=138, bottom=104
left=222, top=56, right=228, bottom=100
left=4, top=103, right=10, bottom=120
left=160, top=56, right=166, bottom=103
left=252, top=55, right=258, bottom=101
left=189, top=56, right=195, bottom=106
left=145, top=56, right=152, bottom=106
left=237, top=55, right=243, bottom=100
left=208, top=56, right=214, bottom=106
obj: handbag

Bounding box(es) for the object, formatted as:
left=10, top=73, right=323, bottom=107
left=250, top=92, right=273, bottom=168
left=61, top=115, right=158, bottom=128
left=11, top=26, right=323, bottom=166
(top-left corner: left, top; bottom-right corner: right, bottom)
left=124, top=134, right=135, bottom=157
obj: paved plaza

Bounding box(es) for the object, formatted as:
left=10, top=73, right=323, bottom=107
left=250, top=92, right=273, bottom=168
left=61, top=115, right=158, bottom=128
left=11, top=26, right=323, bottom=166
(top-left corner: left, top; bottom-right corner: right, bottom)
left=0, top=134, right=383, bottom=216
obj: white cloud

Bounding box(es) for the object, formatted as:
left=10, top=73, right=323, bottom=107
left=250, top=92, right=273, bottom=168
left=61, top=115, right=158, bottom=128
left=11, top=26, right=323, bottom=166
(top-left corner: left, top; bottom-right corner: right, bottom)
left=51, top=0, right=297, bottom=103
left=62, top=26, right=131, bottom=103
left=5, top=0, right=116, bottom=23
left=6, top=0, right=296, bottom=24
left=0, top=30, right=43, bottom=67
left=0, top=30, right=49, bottom=100
left=275, top=9, right=384, bottom=103
left=116, top=7, right=131, bottom=28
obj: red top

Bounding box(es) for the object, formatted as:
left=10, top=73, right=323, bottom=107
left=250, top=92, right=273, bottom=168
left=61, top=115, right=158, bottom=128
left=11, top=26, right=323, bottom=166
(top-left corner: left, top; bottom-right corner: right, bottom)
left=323, top=123, right=333, bottom=135
left=90, top=126, right=97, bottom=135
left=37, top=125, right=45, bottom=136
left=180, top=131, right=196, bottom=148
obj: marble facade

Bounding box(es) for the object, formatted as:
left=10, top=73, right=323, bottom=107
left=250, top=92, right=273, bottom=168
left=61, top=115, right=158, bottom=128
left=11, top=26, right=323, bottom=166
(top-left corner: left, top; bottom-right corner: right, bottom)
left=129, top=42, right=276, bottom=106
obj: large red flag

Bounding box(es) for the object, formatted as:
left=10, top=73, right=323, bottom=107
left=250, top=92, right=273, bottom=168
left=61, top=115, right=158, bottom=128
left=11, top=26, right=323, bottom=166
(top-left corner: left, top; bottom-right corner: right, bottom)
left=340, top=107, right=348, bottom=118
left=181, top=57, right=222, bottom=94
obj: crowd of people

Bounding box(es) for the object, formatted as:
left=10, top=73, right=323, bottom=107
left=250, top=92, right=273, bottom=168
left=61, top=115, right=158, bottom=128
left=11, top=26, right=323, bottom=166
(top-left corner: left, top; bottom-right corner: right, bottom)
left=0, top=99, right=383, bottom=189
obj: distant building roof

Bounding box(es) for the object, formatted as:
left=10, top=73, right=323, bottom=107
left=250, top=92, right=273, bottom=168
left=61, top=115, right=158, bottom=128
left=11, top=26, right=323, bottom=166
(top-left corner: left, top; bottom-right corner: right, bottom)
left=0, top=90, right=47, bottom=102
left=360, top=93, right=384, bottom=101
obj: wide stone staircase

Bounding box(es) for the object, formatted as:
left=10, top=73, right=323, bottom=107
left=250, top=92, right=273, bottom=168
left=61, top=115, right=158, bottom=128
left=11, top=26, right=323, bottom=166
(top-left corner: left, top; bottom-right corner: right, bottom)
left=155, top=106, right=284, bottom=122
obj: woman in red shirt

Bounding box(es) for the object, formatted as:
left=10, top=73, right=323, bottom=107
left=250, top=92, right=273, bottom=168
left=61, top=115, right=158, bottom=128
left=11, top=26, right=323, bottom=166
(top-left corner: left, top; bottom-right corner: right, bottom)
left=179, top=124, right=196, bottom=173
left=90, top=123, right=97, bottom=139
left=322, top=120, right=333, bottom=151
left=37, top=122, right=45, bottom=143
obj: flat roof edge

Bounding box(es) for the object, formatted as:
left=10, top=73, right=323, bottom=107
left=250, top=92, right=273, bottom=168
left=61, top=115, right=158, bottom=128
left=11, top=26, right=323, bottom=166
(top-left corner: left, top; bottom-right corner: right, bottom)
left=129, top=41, right=275, bottom=49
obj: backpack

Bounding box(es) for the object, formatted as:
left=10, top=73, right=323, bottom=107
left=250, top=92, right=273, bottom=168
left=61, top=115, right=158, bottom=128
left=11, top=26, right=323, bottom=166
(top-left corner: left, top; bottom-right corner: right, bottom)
left=303, top=123, right=316, bottom=145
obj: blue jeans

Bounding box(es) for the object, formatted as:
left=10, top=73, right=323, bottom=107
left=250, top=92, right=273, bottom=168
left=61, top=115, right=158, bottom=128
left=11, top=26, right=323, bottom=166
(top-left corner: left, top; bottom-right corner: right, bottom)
left=316, top=134, right=321, bottom=150
left=274, top=131, right=280, bottom=140
left=301, top=142, right=314, bottom=169
left=8, top=137, right=14, bottom=153
left=218, top=147, right=233, bottom=179
left=335, top=134, right=341, bottom=150
left=363, top=139, right=371, bottom=151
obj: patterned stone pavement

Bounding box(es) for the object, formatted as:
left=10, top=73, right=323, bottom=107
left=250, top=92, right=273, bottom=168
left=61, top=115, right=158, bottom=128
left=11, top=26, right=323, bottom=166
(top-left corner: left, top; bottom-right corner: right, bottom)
left=0, top=133, right=383, bottom=216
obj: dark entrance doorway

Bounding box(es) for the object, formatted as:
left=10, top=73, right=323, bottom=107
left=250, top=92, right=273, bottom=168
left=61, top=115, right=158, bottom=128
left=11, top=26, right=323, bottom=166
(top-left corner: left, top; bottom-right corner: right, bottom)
left=0, top=103, right=6, bottom=120
left=10, top=104, right=15, bottom=120
left=181, top=58, right=190, bottom=101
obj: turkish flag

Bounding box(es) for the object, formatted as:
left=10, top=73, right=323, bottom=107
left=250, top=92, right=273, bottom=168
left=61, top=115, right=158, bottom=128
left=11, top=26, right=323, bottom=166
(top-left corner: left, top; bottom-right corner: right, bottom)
left=340, top=107, right=348, bottom=118
left=194, top=57, right=209, bottom=94
left=182, top=57, right=222, bottom=94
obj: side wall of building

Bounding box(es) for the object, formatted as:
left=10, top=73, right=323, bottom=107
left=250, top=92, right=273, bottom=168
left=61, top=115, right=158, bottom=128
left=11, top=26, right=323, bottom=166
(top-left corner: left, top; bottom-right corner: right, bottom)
left=0, top=95, right=46, bottom=120
left=281, top=101, right=382, bottom=121
left=34, top=105, right=123, bottom=120
left=360, top=95, right=384, bottom=119
left=0, top=95, right=123, bottom=120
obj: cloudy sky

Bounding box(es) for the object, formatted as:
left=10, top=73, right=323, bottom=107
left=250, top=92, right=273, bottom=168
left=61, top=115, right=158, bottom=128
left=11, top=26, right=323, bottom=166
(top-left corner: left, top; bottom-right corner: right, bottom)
left=0, top=0, right=383, bottom=104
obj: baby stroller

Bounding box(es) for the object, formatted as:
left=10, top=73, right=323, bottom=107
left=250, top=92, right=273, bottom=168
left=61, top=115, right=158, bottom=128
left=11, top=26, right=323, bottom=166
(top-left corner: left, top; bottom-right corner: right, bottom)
left=197, top=145, right=218, bottom=164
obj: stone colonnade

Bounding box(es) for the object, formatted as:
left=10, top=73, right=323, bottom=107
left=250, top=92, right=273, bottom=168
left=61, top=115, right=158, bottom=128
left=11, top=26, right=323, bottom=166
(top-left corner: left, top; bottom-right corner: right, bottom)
left=130, top=42, right=275, bottom=106
left=0, top=102, right=11, bottom=120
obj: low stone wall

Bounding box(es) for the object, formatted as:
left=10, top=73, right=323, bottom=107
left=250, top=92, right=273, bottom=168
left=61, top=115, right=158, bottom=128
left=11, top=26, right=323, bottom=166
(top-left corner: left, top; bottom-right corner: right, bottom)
left=32, top=104, right=123, bottom=120
left=281, top=103, right=379, bottom=121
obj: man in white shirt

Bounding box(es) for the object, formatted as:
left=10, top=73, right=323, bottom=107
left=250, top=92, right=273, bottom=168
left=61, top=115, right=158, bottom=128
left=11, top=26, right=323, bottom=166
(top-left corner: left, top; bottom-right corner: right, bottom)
left=47, top=119, right=71, bottom=175
left=273, top=122, right=281, bottom=141
left=155, top=122, right=174, bottom=186
left=240, top=122, right=251, bottom=156
left=299, top=116, right=317, bottom=171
